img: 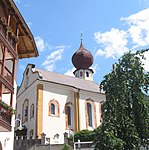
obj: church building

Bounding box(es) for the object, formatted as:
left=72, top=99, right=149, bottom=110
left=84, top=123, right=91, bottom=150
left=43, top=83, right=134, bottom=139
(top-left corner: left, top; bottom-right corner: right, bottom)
left=16, top=40, right=105, bottom=144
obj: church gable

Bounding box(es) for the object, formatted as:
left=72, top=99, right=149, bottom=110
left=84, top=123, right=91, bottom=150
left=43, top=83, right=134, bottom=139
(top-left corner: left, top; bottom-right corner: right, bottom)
left=17, top=64, right=40, bottom=96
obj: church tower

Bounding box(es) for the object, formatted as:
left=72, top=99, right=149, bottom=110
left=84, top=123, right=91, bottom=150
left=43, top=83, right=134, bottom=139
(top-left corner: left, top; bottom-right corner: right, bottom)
left=72, top=38, right=94, bottom=81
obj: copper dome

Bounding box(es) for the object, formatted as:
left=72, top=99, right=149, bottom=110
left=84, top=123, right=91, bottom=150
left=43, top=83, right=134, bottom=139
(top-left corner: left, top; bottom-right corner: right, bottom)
left=72, top=41, right=93, bottom=69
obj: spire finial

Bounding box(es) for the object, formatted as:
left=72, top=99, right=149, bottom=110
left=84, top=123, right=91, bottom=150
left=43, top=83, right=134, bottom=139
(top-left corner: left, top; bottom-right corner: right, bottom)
left=79, top=32, right=83, bottom=49
left=80, top=32, right=83, bottom=42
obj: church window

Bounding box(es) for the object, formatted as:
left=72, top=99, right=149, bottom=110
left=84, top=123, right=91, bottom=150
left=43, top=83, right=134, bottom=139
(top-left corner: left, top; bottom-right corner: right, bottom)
left=86, top=71, right=89, bottom=77
left=76, top=72, right=78, bottom=77
left=30, top=104, right=34, bottom=119
left=87, top=103, right=92, bottom=127
left=65, top=102, right=73, bottom=129
left=66, top=106, right=71, bottom=125
left=80, top=71, right=83, bottom=77
left=85, top=99, right=97, bottom=128
left=48, top=99, right=60, bottom=117
left=51, top=103, right=55, bottom=115
left=16, top=114, right=21, bottom=127
left=22, top=99, right=29, bottom=122
left=29, top=129, right=34, bottom=139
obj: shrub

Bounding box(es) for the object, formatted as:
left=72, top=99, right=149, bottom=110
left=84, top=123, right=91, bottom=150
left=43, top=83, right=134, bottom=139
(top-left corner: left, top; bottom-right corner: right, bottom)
left=74, top=129, right=96, bottom=142
left=61, top=144, right=71, bottom=150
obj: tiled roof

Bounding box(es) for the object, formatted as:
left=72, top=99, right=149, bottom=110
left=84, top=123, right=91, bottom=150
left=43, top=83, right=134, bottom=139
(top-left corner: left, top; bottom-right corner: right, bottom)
left=34, top=68, right=101, bottom=93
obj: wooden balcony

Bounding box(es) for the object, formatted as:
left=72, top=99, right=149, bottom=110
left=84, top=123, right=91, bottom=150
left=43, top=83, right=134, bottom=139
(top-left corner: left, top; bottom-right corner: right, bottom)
left=0, top=25, right=17, bottom=59
left=0, top=102, right=12, bottom=132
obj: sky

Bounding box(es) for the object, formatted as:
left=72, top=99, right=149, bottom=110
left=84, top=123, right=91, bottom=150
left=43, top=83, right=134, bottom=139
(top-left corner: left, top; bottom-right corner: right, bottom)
left=14, top=0, right=149, bottom=85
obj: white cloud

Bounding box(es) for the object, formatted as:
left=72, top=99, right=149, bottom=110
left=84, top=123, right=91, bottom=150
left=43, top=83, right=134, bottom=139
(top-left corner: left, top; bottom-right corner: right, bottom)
left=41, top=45, right=67, bottom=71
left=95, top=49, right=105, bottom=56
left=141, top=51, right=149, bottom=71
left=94, top=8, right=149, bottom=60
left=64, top=67, right=75, bottom=76
left=44, top=64, right=55, bottom=71
left=35, top=36, right=47, bottom=52
left=94, top=28, right=128, bottom=59
left=47, top=49, right=63, bottom=61
left=121, top=8, right=149, bottom=49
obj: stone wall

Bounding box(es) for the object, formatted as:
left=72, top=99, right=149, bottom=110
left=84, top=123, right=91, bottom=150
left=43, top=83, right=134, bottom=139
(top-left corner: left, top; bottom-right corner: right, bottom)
left=14, top=139, right=64, bottom=150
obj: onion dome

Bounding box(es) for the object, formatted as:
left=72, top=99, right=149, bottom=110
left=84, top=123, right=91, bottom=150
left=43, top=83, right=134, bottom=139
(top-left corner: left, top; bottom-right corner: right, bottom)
left=72, top=40, right=93, bottom=69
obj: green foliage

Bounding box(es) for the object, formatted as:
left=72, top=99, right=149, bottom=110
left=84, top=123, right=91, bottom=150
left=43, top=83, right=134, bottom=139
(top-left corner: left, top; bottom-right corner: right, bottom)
left=61, top=144, right=71, bottom=150
left=0, top=100, right=16, bottom=114
left=94, top=127, right=125, bottom=150
left=94, top=49, right=149, bottom=150
left=74, top=129, right=96, bottom=142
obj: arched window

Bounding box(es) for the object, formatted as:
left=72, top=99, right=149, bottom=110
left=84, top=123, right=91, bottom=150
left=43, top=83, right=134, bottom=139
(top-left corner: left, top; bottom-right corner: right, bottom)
left=48, top=99, right=60, bottom=117
left=30, top=104, right=34, bottom=119
left=65, top=102, right=73, bottom=129
left=87, top=103, right=92, bottom=127
left=66, top=106, right=71, bottom=126
left=86, top=71, right=89, bottom=77
left=29, top=129, right=34, bottom=139
left=16, top=114, right=21, bottom=127
left=80, top=71, right=83, bottom=77
left=51, top=103, right=55, bottom=115
left=85, top=99, right=97, bottom=128
left=22, top=99, right=28, bottom=122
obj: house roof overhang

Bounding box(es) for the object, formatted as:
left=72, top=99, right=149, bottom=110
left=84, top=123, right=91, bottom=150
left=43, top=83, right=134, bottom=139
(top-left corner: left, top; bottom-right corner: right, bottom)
left=2, top=0, right=39, bottom=59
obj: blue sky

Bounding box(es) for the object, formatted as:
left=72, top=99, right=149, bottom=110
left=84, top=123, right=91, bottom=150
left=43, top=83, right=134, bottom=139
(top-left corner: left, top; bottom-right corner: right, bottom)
left=15, top=0, right=149, bottom=85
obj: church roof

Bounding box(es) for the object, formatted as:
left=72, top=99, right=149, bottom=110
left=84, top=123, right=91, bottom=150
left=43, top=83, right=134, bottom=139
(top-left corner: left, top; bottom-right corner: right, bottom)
left=34, top=68, right=101, bottom=93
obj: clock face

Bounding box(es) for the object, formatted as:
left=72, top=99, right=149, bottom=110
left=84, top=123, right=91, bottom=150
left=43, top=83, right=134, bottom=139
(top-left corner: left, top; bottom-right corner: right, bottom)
left=24, top=76, right=29, bottom=88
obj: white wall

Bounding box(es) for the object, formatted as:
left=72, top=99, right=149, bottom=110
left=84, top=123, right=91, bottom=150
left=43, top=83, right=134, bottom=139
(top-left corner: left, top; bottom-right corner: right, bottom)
left=42, top=82, right=74, bottom=144
left=16, top=81, right=37, bottom=138
left=16, top=65, right=106, bottom=145
left=79, top=90, right=105, bottom=130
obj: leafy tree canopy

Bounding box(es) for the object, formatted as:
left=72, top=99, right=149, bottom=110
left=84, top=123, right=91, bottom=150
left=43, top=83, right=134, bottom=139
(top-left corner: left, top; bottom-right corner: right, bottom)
left=94, top=49, right=149, bottom=150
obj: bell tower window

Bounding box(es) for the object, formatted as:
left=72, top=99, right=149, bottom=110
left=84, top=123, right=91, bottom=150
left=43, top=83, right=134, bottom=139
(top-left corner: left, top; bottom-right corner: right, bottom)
left=86, top=71, right=89, bottom=77
left=80, top=71, right=83, bottom=77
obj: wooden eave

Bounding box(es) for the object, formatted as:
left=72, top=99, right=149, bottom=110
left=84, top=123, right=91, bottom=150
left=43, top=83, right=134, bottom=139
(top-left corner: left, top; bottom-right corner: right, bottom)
left=6, top=0, right=39, bottom=59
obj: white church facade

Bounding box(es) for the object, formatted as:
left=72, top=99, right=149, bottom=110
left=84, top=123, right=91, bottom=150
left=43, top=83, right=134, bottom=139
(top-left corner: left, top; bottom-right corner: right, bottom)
left=16, top=41, right=105, bottom=144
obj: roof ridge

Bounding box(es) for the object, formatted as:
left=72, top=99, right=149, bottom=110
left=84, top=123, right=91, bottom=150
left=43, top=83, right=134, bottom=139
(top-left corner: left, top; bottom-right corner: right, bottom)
left=35, top=67, right=98, bottom=84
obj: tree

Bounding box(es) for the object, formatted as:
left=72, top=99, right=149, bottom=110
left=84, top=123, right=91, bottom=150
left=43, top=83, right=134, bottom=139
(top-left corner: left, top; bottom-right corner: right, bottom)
left=94, top=50, right=149, bottom=150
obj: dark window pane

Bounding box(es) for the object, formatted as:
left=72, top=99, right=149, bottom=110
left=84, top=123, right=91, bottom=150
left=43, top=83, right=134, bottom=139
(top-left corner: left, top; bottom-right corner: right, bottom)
left=87, top=103, right=92, bottom=127
left=51, top=103, right=55, bottom=115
